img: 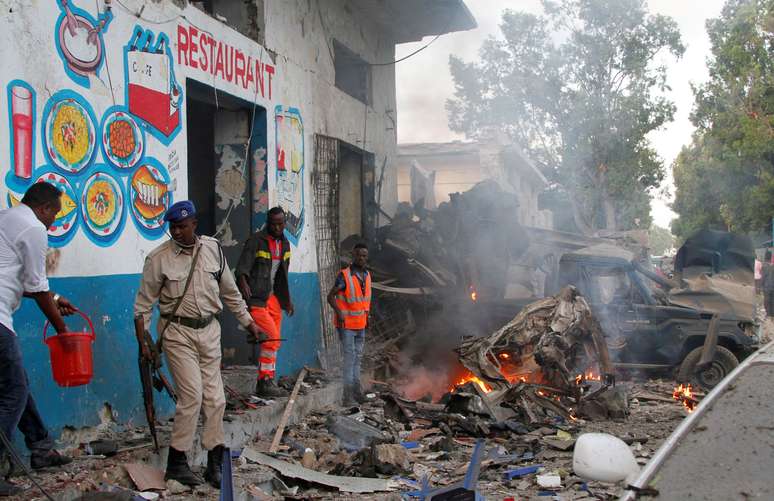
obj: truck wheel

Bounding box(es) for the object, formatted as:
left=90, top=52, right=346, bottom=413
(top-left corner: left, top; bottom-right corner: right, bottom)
left=677, top=346, right=739, bottom=391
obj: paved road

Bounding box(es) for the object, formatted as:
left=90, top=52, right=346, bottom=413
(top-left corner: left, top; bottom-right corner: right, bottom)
left=628, top=342, right=774, bottom=500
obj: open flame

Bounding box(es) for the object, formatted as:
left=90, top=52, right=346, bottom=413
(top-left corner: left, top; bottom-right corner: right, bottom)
left=469, top=285, right=477, bottom=302
left=672, top=383, right=697, bottom=413
left=575, top=370, right=602, bottom=385
left=450, top=373, right=492, bottom=393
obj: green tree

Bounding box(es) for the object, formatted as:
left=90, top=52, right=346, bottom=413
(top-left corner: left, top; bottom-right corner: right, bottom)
left=649, top=224, right=675, bottom=255
left=446, top=0, right=684, bottom=233
left=672, top=0, right=774, bottom=239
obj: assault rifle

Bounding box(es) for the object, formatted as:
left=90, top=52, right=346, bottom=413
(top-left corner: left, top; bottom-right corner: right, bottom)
left=134, top=317, right=177, bottom=452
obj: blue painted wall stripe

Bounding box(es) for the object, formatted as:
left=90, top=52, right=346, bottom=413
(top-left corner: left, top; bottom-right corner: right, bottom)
left=10, top=271, right=320, bottom=440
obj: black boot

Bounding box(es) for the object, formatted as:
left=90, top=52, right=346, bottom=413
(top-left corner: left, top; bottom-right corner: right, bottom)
left=342, top=385, right=355, bottom=406
left=0, top=479, right=21, bottom=497
left=204, top=445, right=224, bottom=489
left=352, top=381, right=366, bottom=404
left=254, top=377, right=289, bottom=398
left=165, top=447, right=203, bottom=487
left=30, top=449, right=72, bottom=470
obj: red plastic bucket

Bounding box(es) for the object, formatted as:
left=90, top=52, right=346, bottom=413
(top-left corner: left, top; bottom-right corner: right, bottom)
left=43, top=311, right=95, bottom=387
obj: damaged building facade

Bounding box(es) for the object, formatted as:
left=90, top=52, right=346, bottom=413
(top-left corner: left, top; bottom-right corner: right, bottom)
left=0, top=0, right=475, bottom=435
left=396, top=138, right=554, bottom=229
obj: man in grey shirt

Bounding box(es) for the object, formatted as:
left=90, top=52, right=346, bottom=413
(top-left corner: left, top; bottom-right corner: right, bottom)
left=0, top=183, right=76, bottom=496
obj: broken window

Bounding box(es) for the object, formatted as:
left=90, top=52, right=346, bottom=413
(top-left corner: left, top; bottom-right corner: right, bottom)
left=193, top=0, right=265, bottom=45
left=334, top=40, right=372, bottom=105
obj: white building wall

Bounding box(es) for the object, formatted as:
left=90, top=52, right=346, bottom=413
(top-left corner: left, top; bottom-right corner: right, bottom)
left=0, top=0, right=399, bottom=278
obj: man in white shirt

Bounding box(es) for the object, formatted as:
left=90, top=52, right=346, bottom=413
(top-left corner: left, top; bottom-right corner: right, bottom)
left=0, top=183, right=77, bottom=496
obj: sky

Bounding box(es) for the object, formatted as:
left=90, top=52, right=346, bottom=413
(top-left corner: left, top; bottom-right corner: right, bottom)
left=395, top=0, right=727, bottom=229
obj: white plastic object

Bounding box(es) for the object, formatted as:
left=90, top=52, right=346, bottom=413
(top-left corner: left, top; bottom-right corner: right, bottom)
left=573, top=432, right=641, bottom=483
left=537, top=474, right=562, bottom=488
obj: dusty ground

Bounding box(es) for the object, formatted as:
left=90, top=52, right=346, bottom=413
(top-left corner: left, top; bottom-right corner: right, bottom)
left=3, top=379, right=689, bottom=501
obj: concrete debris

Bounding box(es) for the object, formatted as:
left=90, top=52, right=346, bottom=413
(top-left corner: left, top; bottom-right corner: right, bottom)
left=10, top=376, right=688, bottom=500
left=326, top=414, right=392, bottom=451
left=301, top=448, right=317, bottom=469
left=543, top=437, right=576, bottom=451
left=165, top=478, right=190, bottom=495
left=355, top=443, right=412, bottom=475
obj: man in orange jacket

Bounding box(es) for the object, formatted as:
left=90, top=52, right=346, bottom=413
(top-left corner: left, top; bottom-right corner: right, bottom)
left=237, top=207, right=294, bottom=398
left=327, top=243, right=371, bottom=405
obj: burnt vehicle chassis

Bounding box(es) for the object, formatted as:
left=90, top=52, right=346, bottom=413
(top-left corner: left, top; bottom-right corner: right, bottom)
left=544, top=231, right=758, bottom=390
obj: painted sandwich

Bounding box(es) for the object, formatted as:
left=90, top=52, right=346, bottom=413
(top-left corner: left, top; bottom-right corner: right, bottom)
left=131, top=165, right=169, bottom=220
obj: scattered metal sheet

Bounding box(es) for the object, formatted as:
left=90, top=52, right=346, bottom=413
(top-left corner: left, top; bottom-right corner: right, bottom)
left=242, top=448, right=399, bottom=493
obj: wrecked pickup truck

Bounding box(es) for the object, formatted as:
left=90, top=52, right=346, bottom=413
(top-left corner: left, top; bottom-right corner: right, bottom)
left=544, top=230, right=758, bottom=390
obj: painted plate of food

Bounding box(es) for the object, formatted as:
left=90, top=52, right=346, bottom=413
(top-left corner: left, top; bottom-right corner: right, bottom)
left=129, top=160, right=172, bottom=231
left=102, top=109, right=144, bottom=170
left=81, top=171, right=124, bottom=238
left=44, top=94, right=96, bottom=174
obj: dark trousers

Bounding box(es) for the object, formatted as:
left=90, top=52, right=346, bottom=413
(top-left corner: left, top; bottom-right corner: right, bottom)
left=0, top=323, right=52, bottom=458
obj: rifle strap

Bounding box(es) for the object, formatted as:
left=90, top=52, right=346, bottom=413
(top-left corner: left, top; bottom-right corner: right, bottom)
left=157, top=241, right=203, bottom=352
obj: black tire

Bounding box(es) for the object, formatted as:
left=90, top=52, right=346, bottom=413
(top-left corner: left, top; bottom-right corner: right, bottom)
left=677, top=346, right=739, bottom=391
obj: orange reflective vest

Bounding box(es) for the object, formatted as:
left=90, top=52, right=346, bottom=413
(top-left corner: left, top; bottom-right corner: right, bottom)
left=334, top=267, right=372, bottom=330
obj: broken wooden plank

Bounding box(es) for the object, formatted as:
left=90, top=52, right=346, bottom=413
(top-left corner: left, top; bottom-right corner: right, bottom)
left=242, top=448, right=398, bottom=493
left=269, top=367, right=308, bottom=453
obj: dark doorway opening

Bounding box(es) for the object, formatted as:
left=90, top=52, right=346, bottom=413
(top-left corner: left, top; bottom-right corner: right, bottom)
left=337, top=142, right=375, bottom=245
left=186, top=79, right=268, bottom=364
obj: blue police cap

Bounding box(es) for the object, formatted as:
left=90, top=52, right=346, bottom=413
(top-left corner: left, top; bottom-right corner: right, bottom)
left=164, top=200, right=196, bottom=223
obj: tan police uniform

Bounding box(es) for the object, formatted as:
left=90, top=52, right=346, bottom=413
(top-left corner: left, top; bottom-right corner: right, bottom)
left=134, top=235, right=253, bottom=452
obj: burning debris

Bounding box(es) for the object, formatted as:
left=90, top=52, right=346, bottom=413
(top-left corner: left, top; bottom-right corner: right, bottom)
left=451, top=286, right=621, bottom=422
left=672, top=384, right=699, bottom=413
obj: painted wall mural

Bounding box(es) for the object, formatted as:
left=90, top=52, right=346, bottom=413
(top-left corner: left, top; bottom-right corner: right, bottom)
left=4, top=81, right=171, bottom=246
left=7, top=81, right=35, bottom=181
left=274, top=106, right=304, bottom=244
left=252, top=145, right=269, bottom=230
left=43, top=90, right=98, bottom=175
left=4, top=7, right=298, bottom=257
left=129, top=158, right=173, bottom=239
left=124, top=26, right=183, bottom=144
left=81, top=168, right=126, bottom=246
left=54, top=0, right=114, bottom=88
left=101, top=107, right=145, bottom=171
left=3, top=17, right=185, bottom=248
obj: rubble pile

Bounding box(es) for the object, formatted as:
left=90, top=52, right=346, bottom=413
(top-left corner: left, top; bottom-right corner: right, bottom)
left=2, top=374, right=693, bottom=500
left=362, top=181, right=533, bottom=379
left=455, top=286, right=620, bottom=423
left=229, top=379, right=687, bottom=500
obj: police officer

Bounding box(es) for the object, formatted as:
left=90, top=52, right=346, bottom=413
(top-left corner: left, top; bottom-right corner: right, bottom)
left=134, top=201, right=263, bottom=488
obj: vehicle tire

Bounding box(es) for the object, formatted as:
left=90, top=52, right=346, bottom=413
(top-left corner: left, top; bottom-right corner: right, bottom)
left=677, top=346, right=739, bottom=391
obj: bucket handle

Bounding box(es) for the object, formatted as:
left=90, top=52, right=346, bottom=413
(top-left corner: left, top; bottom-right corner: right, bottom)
left=43, top=310, right=95, bottom=343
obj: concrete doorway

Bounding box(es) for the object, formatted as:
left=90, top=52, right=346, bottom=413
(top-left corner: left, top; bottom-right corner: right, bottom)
left=186, top=79, right=268, bottom=365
